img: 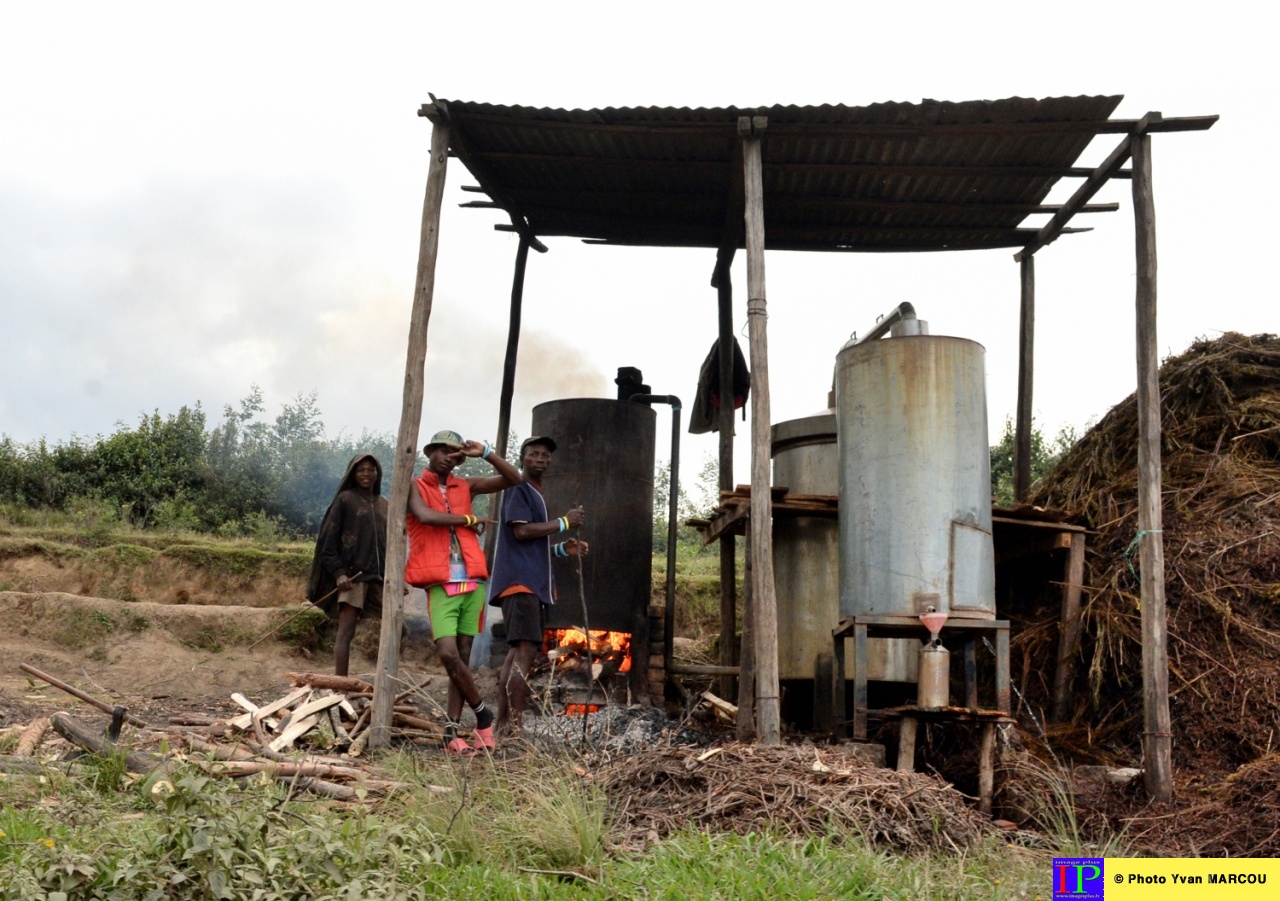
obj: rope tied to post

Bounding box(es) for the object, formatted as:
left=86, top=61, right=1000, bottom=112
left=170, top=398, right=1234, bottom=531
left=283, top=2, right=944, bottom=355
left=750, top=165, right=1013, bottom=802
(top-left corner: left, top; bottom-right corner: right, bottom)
left=1123, top=529, right=1164, bottom=580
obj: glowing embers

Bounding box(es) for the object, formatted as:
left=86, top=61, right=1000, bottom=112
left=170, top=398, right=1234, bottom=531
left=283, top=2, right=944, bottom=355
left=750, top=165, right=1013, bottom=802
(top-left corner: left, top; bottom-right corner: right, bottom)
left=542, top=627, right=633, bottom=716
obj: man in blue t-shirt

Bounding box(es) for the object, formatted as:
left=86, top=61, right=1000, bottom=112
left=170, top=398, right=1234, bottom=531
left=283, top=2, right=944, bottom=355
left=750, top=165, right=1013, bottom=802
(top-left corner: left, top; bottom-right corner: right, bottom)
left=488, top=436, right=588, bottom=733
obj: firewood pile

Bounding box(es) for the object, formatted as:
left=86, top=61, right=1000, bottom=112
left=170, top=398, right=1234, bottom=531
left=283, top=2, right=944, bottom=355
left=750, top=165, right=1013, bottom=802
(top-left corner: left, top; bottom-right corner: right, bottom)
left=597, top=743, right=992, bottom=853
left=1, top=664, right=453, bottom=802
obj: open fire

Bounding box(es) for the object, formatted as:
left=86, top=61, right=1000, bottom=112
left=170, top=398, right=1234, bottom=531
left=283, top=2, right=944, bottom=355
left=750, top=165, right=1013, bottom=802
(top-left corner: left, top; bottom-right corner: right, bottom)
left=543, top=628, right=633, bottom=714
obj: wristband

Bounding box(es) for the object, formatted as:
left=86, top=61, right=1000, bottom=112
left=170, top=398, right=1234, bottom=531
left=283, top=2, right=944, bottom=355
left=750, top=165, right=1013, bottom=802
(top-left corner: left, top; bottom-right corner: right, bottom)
left=558, top=516, right=569, bottom=533
left=554, top=541, right=567, bottom=557
left=482, top=442, right=492, bottom=459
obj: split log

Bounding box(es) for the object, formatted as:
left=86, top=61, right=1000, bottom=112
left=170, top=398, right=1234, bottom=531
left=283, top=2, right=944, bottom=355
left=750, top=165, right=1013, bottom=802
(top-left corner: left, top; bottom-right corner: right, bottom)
left=286, top=672, right=374, bottom=693
left=15, top=716, right=50, bottom=758
left=392, top=712, right=446, bottom=735
left=275, top=774, right=358, bottom=801
left=228, top=687, right=309, bottom=731
left=202, top=760, right=368, bottom=781
left=183, top=735, right=255, bottom=761
left=168, top=714, right=220, bottom=727
left=269, top=714, right=321, bottom=752
left=327, top=707, right=351, bottom=746
left=19, top=663, right=147, bottom=727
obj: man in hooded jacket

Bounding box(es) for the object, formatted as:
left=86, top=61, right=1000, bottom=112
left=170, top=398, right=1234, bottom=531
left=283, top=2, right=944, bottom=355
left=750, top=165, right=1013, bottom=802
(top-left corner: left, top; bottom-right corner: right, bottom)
left=307, top=453, right=388, bottom=677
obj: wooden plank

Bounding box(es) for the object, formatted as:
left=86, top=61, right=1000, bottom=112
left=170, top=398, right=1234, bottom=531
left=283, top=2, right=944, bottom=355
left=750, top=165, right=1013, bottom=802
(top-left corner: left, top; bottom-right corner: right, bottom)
left=1133, top=127, right=1173, bottom=803
left=991, top=515, right=1086, bottom=532
left=978, top=723, right=997, bottom=815
left=269, top=713, right=322, bottom=752
left=1052, top=531, right=1088, bottom=722
left=896, top=717, right=918, bottom=773
left=370, top=115, right=450, bottom=751
left=741, top=117, right=781, bottom=746
left=1015, top=254, right=1035, bottom=502
left=701, top=500, right=749, bottom=545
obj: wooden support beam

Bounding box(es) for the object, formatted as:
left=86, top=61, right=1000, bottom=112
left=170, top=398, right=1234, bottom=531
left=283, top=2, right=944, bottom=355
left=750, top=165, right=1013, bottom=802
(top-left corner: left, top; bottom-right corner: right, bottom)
left=1052, top=532, right=1087, bottom=722
left=459, top=200, right=500, bottom=209
left=1016, top=113, right=1164, bottom=261
left=484, top=235, right=531, bottom=565
left=740, top=116, right=781, bottom=746
left=1132, top=124, right=1173, bottom=802
left=717, top=259, right=738, bottom=701
left=370, top=114, right=450, bottom=750
left=479, top=150, right=1127, bottom=181
left=1014, top=254, right=1035, bottom=502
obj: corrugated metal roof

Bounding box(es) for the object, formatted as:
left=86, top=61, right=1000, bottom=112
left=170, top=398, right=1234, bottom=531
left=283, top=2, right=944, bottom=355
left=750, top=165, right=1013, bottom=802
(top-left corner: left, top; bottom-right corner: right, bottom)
left=434, top=96, right=1126, bottom=252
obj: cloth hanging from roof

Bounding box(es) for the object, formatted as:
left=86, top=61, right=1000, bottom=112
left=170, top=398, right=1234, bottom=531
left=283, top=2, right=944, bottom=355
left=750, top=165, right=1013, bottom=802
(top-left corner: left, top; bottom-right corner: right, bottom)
left=689, top=337, right=751, bottom=434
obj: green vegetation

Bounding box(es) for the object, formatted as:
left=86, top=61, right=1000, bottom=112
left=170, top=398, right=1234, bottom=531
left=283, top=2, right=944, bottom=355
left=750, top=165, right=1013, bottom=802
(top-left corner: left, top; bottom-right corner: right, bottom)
left=989, top=417, right=1079, bottom=506
left=0, top=749, right=1070, bottom=901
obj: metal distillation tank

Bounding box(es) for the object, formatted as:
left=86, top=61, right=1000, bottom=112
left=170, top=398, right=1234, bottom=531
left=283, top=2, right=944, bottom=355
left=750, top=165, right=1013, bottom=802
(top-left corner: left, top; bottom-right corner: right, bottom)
left=834, top=326, right=995, bottom=683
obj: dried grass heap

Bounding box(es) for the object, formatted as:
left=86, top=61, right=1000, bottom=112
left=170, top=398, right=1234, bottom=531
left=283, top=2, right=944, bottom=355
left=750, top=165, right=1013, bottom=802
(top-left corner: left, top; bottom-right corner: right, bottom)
left=598, top=743, right=992, bottom=853
left=1028, top=332, right=1280, bottom=780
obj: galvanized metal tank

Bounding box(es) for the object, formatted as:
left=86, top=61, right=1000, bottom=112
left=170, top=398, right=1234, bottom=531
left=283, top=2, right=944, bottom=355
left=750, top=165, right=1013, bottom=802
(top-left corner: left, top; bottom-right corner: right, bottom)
left=771, top=411, right=839, bottom=681
left=835, top=334, right=995, bottom=681
left=529, top=399, right=656, bottom=639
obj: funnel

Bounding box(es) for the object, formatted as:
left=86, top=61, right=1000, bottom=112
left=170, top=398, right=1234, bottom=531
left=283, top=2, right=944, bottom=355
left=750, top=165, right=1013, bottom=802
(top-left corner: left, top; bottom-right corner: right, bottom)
left=919, top=610, right=948, bottom=641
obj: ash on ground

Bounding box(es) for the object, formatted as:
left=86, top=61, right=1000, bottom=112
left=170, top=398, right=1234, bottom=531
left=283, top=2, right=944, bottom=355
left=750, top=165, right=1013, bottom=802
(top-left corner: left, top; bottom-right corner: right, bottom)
left=520, top=704, right=709, bottom=754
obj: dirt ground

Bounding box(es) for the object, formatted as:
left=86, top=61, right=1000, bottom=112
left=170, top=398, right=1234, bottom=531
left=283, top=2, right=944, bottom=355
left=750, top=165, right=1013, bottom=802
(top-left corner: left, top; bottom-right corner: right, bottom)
left=0, top=589, right=468, bottom=728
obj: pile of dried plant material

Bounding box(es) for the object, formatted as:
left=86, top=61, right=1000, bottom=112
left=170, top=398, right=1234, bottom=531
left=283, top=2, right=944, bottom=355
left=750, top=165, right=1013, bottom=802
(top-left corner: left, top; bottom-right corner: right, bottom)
left=1025, top=332, right=1280, bottom=781
left=1125, top=754, right=1280, bottom=856
left=596, top=743, right=992, bottom=853
left=2, top=665, right=451, bottom=802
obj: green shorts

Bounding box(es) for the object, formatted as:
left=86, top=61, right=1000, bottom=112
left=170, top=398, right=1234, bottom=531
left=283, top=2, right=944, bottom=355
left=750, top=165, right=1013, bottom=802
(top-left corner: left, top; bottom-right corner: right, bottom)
left=427, top=583, right=487, bottom=640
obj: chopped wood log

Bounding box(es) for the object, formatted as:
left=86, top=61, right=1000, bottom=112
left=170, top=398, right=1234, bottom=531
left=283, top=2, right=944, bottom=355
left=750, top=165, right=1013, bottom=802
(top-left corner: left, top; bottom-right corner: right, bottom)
left=327, top=706, right=351, bottom=746
left=183, top=735, right=255, bottom=761
left=392, top=712, right=446, bottom=735
left=168, top=714, right=220, bottom=727
left=701, top=691, right=739, bottom=723
left=275, top=774, right=358, bottom=801
left=286, top=672, right=373, bottom=693
left=202, top=759, right=368, bottom=781
left=19, top=663, right=147, bottom=728
left=228, top=687, right=309, bottom=730
left=269, top=714, right=321, bottom=752
left=288, top=693, right=344, bottom=722
left=15, top=716, right=50, bottom=757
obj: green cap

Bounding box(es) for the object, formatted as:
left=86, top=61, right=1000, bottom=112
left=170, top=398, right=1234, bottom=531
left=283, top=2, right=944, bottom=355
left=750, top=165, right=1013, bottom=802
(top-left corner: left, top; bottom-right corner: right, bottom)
left=424, top=429, right=464, bottom=453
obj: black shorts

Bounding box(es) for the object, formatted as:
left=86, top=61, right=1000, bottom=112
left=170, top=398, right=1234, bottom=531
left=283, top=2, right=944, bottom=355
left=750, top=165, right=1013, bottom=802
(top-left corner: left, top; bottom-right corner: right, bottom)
left=501, top=593, right=546, bottom=645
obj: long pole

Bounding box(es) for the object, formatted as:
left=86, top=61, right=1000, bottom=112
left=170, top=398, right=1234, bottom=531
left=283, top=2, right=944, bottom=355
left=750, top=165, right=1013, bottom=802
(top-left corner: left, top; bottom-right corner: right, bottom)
left=717, top=265, right=737, bottom=701
left=1132, top=125, right=1173, bottom=802
left=369, top=112, right=450, bottom=750
left=740, top=116, right=780, bottom=745
left=1015, top=254, right=1035, bottom=502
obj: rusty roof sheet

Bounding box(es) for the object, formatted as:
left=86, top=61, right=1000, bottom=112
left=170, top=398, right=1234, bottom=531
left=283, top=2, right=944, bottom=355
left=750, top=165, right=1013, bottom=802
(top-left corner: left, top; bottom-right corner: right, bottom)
left=435, top=95, right=1126, bottom=252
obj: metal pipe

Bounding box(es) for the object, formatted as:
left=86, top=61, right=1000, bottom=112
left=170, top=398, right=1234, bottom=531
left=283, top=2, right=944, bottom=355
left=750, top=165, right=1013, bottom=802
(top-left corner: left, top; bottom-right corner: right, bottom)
left=848, top=301, right=917, bottom=347
left=630, top=393, right=681, bottom=680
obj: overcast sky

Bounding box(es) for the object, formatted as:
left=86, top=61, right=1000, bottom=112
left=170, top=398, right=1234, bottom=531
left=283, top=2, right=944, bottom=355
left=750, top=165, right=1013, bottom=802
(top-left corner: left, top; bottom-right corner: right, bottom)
left=1, top=2, right=1271, bottom=488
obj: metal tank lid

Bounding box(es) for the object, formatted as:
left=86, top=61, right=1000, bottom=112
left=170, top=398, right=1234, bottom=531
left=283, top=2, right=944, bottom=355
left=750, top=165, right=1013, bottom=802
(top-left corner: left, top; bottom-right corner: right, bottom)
left=771, top=409, right=836, bottom=456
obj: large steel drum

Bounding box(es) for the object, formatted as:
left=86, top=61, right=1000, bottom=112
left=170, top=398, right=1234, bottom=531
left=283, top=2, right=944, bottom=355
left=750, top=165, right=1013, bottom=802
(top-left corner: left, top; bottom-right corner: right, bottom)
left=530, top=399, right=656, bottom=639
left=834, top=334, right=995, bottom=682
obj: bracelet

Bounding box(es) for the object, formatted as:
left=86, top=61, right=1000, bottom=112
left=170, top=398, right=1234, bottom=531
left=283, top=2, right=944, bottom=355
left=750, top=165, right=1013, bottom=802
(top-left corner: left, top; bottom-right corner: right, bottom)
left=554, top=541, right=567, bottom=557
left=482, top=442, right=492, bottom=459
left=558, top=516, right=569, bottom=533
left=463, top=514, right=476, bottom=527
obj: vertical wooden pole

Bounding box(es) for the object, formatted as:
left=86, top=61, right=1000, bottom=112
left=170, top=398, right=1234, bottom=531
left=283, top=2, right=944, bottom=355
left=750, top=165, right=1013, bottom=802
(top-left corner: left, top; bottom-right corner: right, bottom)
left=1051, top=531, right=1086, bottom=722
left=1132, top=127, right=1172, bottom=802
left=736, top=528, right=756, bottom=738
left=1015, top=254, right=1035, bottom=503
left=717, top=263, right=738, bottom=701
left=483, top=235, right=531, bottom=563
left=368, top=114, right=450, bottom=749
left=740, top=116, right=780, bottom=745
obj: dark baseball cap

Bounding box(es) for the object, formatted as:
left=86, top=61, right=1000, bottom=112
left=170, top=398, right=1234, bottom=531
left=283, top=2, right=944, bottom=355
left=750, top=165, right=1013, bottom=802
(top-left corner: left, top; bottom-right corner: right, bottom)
left=519, top=436, right=557, bottom=455
left=424, top=429, right=464, bottom=453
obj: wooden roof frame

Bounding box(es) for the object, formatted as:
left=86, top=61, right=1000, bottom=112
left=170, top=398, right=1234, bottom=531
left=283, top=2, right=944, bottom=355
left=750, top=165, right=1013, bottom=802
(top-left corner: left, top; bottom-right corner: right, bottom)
left=362, top=96, right=1216, bottom=803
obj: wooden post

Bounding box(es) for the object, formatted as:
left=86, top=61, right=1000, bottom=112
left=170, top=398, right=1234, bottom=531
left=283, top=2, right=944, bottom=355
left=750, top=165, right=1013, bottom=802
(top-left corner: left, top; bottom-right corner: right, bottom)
left=368, top=113, right=450, bottom=749
left=484, top=234, right=531, bottom=563
left=1051, top=531, right=1086, bottom=722
left=740, top=116, right=781, bottom=745
left=1132, top=125, right=1173, bottom=802
left=736, top=529, right=756, bottom=739
left=717, top=261, right=738, bottom=701
left=1015, top=254, right=1035, bottom=503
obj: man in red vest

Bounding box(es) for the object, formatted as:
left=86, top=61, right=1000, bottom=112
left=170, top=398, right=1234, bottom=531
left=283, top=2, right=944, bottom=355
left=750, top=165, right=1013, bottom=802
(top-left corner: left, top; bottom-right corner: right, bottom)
left=407, top=430, right=520, bottom=754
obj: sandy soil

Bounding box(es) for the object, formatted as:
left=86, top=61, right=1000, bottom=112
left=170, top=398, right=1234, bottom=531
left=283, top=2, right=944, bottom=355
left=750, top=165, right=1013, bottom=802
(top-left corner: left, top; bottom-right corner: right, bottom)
left=0, top=590, right=466, bottom=729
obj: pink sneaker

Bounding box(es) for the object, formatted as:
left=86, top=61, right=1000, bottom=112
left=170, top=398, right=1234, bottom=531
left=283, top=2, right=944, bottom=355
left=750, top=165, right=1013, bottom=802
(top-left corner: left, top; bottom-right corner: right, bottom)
left=472, top=724, right=496, bottom=753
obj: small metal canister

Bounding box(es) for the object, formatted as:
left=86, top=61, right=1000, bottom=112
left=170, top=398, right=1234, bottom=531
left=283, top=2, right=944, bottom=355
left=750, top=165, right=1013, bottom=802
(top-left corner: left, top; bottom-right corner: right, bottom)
left=917, top=644, right=950, bottom=709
